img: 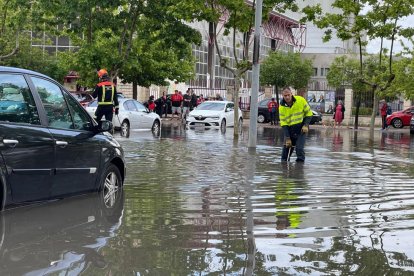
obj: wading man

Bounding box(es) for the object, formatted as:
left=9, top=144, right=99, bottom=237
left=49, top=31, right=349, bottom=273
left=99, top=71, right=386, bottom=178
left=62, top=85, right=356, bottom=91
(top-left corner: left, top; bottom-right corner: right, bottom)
left=279, top=87, right=313, bottom=162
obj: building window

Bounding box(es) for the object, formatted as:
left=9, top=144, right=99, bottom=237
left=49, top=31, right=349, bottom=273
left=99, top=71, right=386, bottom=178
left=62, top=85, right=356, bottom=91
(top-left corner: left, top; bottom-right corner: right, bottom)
left=312, top=68, right=318, bottom=76
left=321, top=68, right=330, bottom=76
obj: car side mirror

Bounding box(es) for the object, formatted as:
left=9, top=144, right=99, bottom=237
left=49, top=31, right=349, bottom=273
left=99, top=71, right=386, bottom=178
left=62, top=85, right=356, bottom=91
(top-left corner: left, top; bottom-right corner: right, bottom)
left=94, top=120, right=113, bottom=133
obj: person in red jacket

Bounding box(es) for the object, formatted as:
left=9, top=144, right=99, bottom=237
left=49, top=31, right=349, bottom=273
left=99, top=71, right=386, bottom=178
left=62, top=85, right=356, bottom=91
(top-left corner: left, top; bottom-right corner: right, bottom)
left=380, top=99, right=388, bottom=130
left=148, top=95, right=156, bottom=112
left=170, top=90, right=183, bottom=119
left=267, top=98, right=279, bottom=125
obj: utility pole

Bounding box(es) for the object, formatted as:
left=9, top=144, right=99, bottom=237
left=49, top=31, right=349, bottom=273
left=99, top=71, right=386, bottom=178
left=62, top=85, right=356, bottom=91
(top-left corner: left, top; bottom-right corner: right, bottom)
left=248, top=0, right=263, bottom=149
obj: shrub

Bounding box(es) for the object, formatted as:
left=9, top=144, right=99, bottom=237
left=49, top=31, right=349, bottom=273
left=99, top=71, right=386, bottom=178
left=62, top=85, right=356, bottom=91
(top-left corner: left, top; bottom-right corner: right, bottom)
left=352, top=107, right=372, bottom=116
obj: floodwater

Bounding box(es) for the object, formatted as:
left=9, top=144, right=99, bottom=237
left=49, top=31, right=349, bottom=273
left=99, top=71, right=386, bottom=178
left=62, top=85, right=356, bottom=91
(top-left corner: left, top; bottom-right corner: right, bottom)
left=1, top=124, right=414, bottom=275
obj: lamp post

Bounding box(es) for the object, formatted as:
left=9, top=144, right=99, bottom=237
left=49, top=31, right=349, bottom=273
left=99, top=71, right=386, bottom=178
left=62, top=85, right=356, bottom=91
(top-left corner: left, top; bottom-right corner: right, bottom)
left=248, top=0, right=263, bottom=149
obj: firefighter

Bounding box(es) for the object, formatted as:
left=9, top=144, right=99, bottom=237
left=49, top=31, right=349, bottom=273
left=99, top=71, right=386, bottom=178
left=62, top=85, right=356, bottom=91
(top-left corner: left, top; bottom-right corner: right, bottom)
left=279, top=87, right=313, bottom=162
left=92, top=69, right=119, bottom=124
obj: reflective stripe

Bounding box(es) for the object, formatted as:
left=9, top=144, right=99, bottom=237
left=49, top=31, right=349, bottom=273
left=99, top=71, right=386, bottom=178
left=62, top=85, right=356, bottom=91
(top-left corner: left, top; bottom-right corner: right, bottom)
left=98, top=85, right=115, bottom=105
left=280, top=96, right=312, bottom=127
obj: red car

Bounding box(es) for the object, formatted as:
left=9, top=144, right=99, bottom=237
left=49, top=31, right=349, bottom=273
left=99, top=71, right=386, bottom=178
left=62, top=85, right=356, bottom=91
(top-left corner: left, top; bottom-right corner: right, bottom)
left=70, top=92, right=94, bottom=108
left=386, top=106, right=414, bottom=128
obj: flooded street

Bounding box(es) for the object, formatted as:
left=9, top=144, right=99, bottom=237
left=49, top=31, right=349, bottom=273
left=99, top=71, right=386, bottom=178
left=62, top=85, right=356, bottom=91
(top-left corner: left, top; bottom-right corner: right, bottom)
left=2, top=124, right=414, bottom=275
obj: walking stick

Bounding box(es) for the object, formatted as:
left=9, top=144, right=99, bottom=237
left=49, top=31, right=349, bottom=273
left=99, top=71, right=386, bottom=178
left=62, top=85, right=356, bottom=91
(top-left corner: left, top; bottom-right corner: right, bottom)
left=287, top=146, right=294, bottom=162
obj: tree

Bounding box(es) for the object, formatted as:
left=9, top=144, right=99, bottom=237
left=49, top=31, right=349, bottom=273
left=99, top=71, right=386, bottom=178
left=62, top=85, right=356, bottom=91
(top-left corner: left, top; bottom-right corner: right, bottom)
left=260, top=51, right=313, bottom=104
left=0, top=0, right=54, bottom=61
left=175, top=0, right=300, bottom=138
left=387, top=50, right=414, bottom=100
left=327, top=55, right=367, bottom=129
left=40, top=0, right=201, bottom=88
left=302, top=0, right=414, bottom=138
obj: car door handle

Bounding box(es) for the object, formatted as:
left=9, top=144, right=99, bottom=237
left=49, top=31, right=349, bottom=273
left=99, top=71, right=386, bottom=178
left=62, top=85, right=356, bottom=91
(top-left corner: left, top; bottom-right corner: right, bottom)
left=2, top=139, right=19, bottom=147
left=55, top=141, right=68, bottom=147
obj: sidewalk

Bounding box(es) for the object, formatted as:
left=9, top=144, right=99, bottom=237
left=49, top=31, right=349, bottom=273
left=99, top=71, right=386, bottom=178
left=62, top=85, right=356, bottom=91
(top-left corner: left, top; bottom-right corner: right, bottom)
left=242, top=118, right=410, bottom=133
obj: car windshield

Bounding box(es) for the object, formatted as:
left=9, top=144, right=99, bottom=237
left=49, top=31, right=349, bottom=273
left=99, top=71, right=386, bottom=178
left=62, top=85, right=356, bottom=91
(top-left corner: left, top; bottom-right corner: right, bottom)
left=88, top=100, right=98, bottom=107
left=196, top=102, right=225, bottom=111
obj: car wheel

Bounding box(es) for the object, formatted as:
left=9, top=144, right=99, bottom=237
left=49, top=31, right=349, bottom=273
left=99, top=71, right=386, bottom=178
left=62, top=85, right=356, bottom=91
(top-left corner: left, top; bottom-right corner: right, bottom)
left=100, top=164, right=123, bottom=209
left=220, top=119, right=226, bottom=130
left=392, top=118, right=403, bottom=128
left=120, top=120, right=130, bottom=137
left=152, top=120, right=161, bottom=136
left=257, top=114, right=266, bottom=123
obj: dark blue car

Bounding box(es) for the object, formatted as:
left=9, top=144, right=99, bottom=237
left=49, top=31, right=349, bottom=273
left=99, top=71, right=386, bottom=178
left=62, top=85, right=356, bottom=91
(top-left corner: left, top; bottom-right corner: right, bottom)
left=0, top=66, right=125, bottom=210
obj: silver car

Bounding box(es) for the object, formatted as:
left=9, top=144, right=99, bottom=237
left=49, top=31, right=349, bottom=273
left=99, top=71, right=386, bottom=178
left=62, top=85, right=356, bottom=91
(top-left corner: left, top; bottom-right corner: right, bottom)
left=86, top=98, right=161, bottom=137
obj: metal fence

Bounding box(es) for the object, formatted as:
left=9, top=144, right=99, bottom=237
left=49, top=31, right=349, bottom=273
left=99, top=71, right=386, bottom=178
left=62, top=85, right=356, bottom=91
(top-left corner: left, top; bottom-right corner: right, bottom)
left=188, top=87, right=227, bottom=100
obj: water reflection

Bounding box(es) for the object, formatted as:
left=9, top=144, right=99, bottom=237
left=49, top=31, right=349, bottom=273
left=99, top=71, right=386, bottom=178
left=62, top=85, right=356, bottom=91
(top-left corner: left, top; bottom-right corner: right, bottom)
left=5, top=125, right=414, bottom=274
left=0, top=193, right=124, bottom=275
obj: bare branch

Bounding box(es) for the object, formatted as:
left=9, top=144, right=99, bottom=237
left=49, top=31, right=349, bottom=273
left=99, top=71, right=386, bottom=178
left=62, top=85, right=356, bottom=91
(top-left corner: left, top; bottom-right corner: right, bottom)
left=232, top=11, right=239, bottom=65
left=213, top=21, right=235, bottom=75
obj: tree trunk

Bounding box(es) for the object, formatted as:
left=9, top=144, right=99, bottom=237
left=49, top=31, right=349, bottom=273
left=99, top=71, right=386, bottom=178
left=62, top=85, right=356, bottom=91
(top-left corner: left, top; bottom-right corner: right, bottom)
left=208, top=22, right=215, bottom=89
left=354, top=92, right=361, bottom=129
left=132, top=81, right=138, bottom=100
left=369, top=87, right=378, bottom=140
left=275, top=85, right=279, bottom=105
left=233, top=74, right=241, bottom=139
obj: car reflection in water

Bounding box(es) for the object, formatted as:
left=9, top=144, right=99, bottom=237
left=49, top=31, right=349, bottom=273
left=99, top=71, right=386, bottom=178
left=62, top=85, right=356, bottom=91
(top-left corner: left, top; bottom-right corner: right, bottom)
left=0, top=192, right=124, bottom=275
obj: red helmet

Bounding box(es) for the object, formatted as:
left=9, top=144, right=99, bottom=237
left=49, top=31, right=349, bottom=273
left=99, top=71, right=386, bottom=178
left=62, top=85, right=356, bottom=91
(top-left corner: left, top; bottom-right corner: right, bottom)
left=97, top=69, right=108, bottom=78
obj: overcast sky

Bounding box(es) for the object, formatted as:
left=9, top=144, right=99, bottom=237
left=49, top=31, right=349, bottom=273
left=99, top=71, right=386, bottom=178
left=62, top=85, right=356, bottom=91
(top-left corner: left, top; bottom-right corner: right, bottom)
left=366, top=15, right=414, bottom=54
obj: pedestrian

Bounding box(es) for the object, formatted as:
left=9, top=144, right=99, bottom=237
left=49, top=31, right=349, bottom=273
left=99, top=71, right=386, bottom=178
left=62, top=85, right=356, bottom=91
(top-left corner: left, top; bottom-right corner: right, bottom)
left=182, top=89, right=192, bottom=119
left=333, top=100, right=345, bottom=128
left=148, top=95, right=156, bottom=112
left=170, top=90, right=183, bottom=119
left=267, top=98, right=278, bottom=125
left=380, top=99, right=388, bottom=130
left=156, top=92, right=169, bottom=118
left=190, top=89, right=197, bottom=110
left=279, top=87, right=313, bottom=162
left=197, top=94, right=205, bottom=106
left=92, top=69, right=119, bottom=126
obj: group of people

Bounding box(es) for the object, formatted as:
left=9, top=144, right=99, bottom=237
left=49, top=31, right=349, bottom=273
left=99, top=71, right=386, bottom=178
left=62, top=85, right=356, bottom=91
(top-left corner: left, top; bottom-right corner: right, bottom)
left=153, top=89, right=208, bottom=120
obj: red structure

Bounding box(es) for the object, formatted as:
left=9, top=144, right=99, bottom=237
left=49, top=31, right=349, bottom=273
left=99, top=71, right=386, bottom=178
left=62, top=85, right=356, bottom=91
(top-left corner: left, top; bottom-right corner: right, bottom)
left=263, top=12, right=306, bottom=52
left=213, top=5, right=306, bottom=52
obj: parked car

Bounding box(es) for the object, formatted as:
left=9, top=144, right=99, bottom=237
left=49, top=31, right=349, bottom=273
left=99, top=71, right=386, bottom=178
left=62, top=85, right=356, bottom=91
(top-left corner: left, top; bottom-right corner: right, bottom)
left=257, top=98, right=322, bottom=125
left=86, top=98, right=161, bottom=137
left=386, top=106, right=414, bottom=128
left=186, top=100, right=243, bottom=129
left=70, top=91, right=94, bottom=107
left=0, top=66, right=125, bottom=210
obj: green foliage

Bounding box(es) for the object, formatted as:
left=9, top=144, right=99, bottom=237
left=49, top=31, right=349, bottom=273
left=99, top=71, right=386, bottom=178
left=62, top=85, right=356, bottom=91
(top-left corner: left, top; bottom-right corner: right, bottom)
left=352, top=107, right=372, bottom=116
left=0, top=35, right=68, bottom=83
left=35, top=0, right=202, bottom=87
left=387, top=55, right=414, bottom=99
left=301, top=0, right=414, bottom=132
left=260, top=51, right=313, bottom=90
